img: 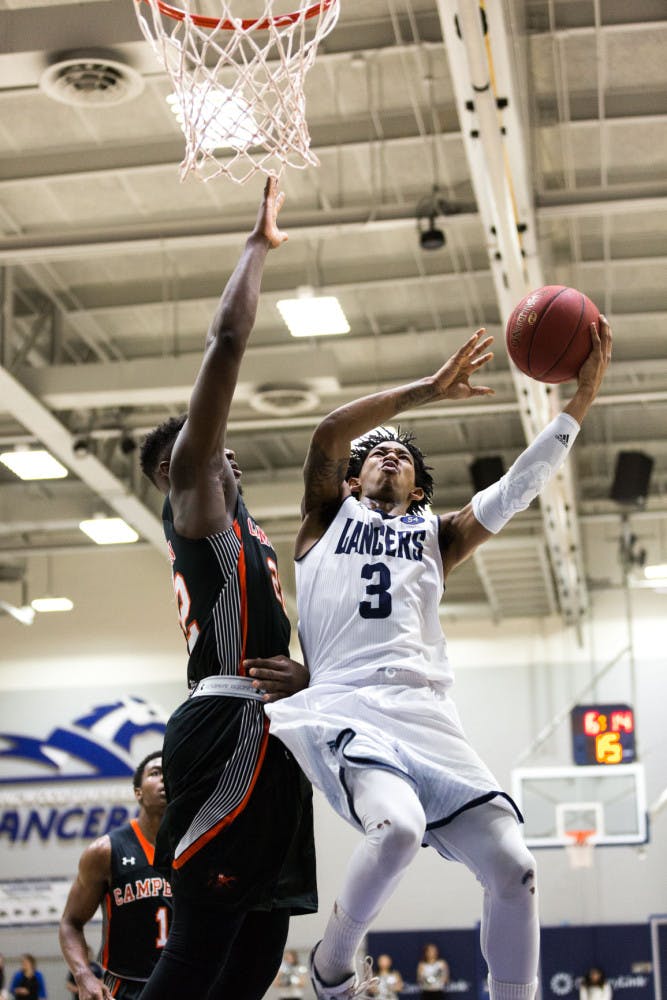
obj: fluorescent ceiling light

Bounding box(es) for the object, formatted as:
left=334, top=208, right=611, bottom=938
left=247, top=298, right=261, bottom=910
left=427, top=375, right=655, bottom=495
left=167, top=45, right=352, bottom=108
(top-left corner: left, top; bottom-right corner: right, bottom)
left=277, top=288, right=350, bottom=338
left=79, top=517, right=139, bottom=545
left=31, top=597, right=74, bottom=613
left=166, top=88, right=261, bottom=152
left=0, top=449, right=68, bottom=481
left=644, top=563, right=667, bottom=580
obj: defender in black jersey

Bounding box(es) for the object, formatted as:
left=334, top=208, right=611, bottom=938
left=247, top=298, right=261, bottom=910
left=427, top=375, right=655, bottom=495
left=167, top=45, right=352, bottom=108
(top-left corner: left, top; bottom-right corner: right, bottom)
left=137, top=178, right=316, bottom=1000
left=60, top=752, right=171, bottom=1000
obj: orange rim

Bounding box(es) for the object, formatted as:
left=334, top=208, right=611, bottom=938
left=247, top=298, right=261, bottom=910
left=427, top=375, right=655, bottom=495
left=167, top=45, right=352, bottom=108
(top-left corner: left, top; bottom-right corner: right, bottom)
left=137, top=0, right=336, bottom=31
left=566, top=829, right=595, bottom=846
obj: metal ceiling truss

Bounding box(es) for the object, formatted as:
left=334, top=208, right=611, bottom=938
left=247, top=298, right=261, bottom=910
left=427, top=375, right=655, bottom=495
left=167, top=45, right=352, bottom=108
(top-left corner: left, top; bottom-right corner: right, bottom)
left=436, top=0, right=588, bottom=626
left=0, top=276, right=163, bottom=552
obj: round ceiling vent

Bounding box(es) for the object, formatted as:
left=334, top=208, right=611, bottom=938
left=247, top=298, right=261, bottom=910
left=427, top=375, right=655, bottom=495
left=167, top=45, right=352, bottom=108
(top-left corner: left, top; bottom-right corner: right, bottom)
left=40, top=51, right=144, bottom=107
left=249, top=385, right=319, bottom=417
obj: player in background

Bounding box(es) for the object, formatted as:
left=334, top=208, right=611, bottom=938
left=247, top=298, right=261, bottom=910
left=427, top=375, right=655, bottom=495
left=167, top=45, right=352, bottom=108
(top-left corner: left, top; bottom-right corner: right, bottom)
left=137, top=177, right=316, bottom=1000
left=59, top=752, right=170, bottom=1000
left=263, top=320, right=612, bottom=1000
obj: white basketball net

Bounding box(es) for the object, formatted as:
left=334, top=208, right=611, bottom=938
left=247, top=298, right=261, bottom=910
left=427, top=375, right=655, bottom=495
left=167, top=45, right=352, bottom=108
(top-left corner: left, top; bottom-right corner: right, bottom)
left=134, top=0, right=340, bottom=184
left=565, top=830, right=595, bottom=869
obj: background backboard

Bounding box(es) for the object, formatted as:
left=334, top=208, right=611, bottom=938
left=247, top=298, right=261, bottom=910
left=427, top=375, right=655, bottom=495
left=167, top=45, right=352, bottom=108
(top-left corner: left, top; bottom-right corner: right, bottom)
left=511, top=763, right=648, bottom=848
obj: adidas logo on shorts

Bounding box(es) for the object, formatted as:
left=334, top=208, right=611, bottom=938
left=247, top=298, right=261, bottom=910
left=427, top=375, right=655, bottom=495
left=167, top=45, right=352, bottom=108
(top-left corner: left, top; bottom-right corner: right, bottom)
left=555, top=433, right=570, bottom=447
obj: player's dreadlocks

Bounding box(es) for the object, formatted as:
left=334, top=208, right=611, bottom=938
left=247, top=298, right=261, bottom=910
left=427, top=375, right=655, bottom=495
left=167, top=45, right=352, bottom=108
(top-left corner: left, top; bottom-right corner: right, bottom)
left=139, top=414, right=187, bottom=484
left=346, top=426, right=434, bottom=514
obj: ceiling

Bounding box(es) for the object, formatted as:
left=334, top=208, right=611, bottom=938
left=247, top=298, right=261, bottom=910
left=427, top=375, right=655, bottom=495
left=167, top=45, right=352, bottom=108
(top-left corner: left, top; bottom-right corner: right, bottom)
left=0, top=0, right=665, bottom=624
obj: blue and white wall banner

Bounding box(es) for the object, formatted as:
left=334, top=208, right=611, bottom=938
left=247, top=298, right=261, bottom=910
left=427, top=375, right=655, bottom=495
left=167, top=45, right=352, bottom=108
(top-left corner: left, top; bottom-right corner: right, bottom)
left=541, top=924, right=654, bottom=1000
left=0, top=683, right=181, bottom=898
left=367, top=929, right=478, bottom=997
left=368, top=925, right=654, bottom=1000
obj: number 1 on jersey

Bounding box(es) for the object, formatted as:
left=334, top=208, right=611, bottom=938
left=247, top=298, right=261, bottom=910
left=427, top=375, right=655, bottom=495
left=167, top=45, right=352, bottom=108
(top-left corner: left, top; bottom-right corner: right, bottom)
left=155, top=906, right=169, bottom=948
left=359, top=562, right=392, bottom=619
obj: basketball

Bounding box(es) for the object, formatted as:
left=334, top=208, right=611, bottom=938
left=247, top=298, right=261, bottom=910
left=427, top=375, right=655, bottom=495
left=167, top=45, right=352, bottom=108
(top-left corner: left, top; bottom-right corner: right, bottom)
left=505, top=285, right=600, bottom=383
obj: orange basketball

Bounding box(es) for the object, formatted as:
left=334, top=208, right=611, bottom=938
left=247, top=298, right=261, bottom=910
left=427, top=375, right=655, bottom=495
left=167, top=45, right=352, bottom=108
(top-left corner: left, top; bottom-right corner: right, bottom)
left=505, top=285, right=599, bottom=383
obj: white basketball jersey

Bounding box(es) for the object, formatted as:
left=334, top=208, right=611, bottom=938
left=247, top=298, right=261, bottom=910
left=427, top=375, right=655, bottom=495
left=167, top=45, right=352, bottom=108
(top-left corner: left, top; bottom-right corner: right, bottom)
left=296, top=495, right=452, bottom=689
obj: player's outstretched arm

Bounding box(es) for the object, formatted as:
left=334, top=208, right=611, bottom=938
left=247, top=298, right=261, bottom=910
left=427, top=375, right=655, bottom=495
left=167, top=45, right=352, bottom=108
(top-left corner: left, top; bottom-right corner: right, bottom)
left=59, top=839, right=113, bottom=1000
left=297, top=330, right=494, bottom=553
left=170, top=177, right=287, bottom=492
left=440, top=317, right=612, bottom=577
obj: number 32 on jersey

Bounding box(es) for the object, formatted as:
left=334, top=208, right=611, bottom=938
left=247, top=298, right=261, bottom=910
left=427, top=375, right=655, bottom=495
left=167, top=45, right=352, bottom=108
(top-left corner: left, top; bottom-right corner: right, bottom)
left=173, top=555, right=287, bottom=654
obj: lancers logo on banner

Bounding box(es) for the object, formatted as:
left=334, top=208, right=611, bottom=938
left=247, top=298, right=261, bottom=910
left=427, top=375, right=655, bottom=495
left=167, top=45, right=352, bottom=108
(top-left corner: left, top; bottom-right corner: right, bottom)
left=0, top=696, right=167, bottom=846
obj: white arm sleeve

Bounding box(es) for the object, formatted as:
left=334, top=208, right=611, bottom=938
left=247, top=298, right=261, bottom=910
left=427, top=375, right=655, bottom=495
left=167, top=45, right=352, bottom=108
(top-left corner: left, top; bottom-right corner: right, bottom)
left=471, top=411, right=580, bottom=534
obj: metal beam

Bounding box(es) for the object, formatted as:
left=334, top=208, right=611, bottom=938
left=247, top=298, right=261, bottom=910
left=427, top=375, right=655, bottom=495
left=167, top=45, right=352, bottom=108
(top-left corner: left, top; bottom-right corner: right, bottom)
left=437, top=0, right=588, bottom=625
left=0, top=104, right=463, bottom=183
left=18, top=346, right=341, bottom=410
left=1, top=105, right=662, bottom=186
left=0, top=190, right=664, bottom=263
left=0, top=207, right=480, bottom=265
left=0, top=363, right=164, bottom=551
left=0, top=3, right=444, bottom=83
left=15, top=347, right=667, bottom=415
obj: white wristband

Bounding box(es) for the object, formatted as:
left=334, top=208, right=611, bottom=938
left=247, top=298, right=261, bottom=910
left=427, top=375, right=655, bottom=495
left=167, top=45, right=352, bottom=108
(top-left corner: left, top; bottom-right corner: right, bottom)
left=471, top=412, right=580, bottom=534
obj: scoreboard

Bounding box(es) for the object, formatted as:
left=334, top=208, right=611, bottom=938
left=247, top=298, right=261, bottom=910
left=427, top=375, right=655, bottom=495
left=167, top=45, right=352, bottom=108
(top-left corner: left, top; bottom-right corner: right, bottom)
left=570, top=703, right=636, bottom=765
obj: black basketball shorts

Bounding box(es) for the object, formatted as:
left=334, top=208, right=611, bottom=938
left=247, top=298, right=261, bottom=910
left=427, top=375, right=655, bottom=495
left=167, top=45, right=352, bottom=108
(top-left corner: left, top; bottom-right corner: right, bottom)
left=155, top=693, right=317, bottom=913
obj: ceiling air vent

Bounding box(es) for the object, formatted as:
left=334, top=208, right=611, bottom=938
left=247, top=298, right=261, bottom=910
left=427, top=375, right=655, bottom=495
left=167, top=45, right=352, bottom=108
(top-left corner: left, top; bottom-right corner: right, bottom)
left=40, top=51, right=144, bottom=107
left=249, top=385, right=319, bottom=417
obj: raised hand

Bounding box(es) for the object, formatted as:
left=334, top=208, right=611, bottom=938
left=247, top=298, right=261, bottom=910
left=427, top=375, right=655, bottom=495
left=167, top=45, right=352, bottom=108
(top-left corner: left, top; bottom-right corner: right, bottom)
left=576, top=314, right=612, bottom=398
left=252, top=175, right=288, bottom=249
left=431, top=329, right=495, bottom=401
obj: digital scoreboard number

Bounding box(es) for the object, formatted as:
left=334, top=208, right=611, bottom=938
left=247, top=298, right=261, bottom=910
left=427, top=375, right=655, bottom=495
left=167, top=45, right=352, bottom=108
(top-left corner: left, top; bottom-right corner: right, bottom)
left=570, top=703, right=636, bottom=765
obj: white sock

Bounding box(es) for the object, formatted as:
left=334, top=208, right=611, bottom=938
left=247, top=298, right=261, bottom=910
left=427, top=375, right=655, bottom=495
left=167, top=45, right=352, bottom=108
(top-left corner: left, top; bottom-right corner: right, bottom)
left=314, top=900, right=367, bottom=985
left=488, top=978, right=538, bottom=1000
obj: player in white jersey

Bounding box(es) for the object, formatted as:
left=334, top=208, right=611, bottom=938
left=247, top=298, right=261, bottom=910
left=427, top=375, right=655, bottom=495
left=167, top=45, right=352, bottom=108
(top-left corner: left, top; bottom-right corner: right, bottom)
left=261, top=320, right=611, bottom=1000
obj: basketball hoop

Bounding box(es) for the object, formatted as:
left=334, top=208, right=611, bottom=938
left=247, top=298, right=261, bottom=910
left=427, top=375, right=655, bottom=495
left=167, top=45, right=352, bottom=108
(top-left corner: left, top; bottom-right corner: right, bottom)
left=565, top=829, right=595, bottom=869
left=134, top=0, right=340, bottom=184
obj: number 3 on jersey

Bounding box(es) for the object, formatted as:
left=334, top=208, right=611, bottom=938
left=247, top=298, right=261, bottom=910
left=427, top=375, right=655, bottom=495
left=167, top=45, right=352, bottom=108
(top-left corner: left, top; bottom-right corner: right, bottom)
left=173, top=572, right=200, bottom=653
left=359, top=562, right=392, bottom=619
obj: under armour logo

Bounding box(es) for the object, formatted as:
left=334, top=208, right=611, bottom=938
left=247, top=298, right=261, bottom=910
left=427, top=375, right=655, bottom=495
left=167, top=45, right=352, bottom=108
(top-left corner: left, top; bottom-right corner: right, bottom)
left=122, top=856, right=135, bottom=866
left=555, top=433, right=570, bottom=447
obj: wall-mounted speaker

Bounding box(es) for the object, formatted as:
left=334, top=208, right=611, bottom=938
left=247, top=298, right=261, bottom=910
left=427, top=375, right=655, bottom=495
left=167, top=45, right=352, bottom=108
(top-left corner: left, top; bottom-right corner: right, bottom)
left=610, top=451, right=654, bottom=505
left=470, top=455, right=505, bottom=493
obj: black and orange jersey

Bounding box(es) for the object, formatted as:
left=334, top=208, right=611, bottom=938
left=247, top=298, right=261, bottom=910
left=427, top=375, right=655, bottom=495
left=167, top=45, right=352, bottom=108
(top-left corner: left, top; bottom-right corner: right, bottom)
left=162, top=493, right=291, bottom=689
left=101, top=820, right=172, bottom=982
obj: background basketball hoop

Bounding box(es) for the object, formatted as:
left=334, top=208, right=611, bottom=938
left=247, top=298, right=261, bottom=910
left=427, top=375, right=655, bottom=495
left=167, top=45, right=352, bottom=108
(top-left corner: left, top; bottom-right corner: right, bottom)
left=134, top=0, right=340, bottom=184
left=564, top=829, right=595, bottom=870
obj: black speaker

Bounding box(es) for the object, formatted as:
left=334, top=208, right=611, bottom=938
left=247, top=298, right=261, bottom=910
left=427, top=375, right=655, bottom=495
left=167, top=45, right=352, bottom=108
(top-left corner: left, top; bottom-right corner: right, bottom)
left=610, top=451, right=654, bottom=505
left=470, top=455, right=505, bottom=492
